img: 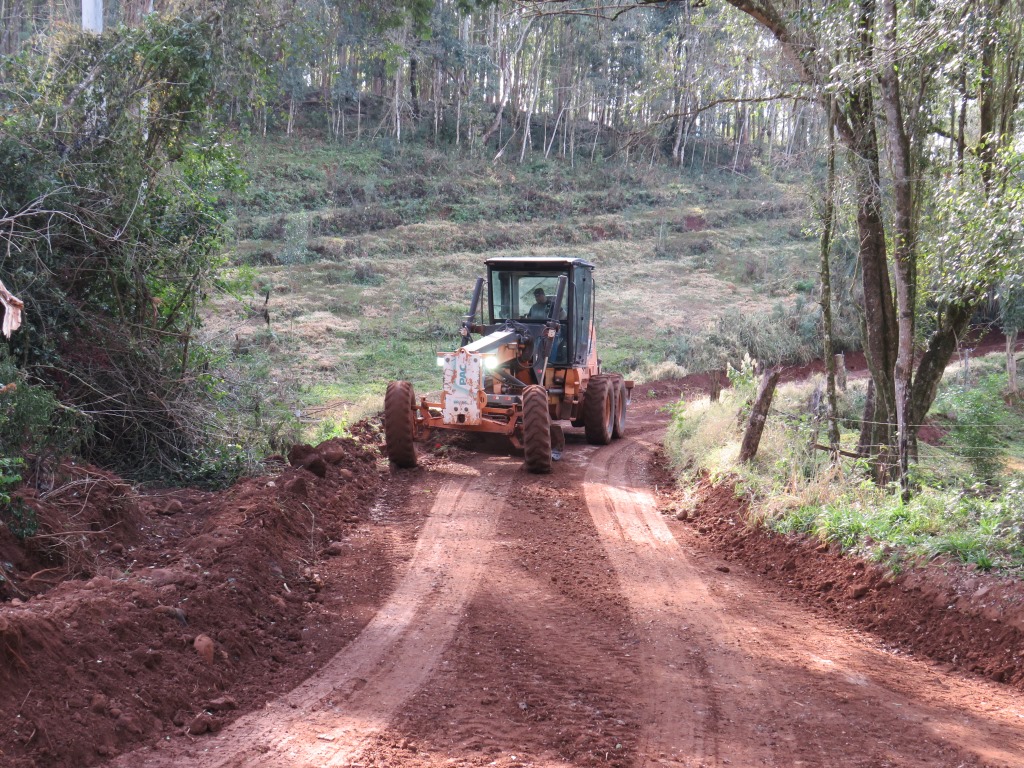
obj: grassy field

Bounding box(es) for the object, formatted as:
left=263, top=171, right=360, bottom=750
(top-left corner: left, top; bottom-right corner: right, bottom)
left=201, top=137, right=1024, bottom=573
left=202, top=138, right=823, bottom=431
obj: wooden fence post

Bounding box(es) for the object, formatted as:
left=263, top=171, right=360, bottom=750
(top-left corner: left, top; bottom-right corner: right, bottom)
left=739, top=365, right=782, bottom=462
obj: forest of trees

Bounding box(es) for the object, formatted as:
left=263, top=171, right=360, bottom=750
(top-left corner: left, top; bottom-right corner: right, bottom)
left=1, top=0, right=1023, bottom=489
left=1, top=0, right=824, bottom=168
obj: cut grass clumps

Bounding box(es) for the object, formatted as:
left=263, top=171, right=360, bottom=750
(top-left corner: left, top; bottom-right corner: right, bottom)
left=207, top=137, right=824, bottom=444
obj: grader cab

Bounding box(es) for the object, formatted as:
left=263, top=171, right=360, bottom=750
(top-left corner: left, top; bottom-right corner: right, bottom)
left=384, top=256, right=632, bottom=472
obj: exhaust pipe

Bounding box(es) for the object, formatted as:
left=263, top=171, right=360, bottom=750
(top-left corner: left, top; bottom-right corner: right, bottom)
left=460, top=276, right=485, bottom=347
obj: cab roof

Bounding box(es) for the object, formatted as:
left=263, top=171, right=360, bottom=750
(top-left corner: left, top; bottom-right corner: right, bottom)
left=484, top=255, right=595, bottom=269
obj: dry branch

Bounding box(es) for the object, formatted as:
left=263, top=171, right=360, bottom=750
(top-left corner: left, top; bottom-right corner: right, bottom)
left=0, top=277, right=25, bottom=338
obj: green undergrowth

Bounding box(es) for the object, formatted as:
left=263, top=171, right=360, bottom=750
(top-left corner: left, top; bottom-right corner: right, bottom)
left=771, top=482, right=1024, bottom=573
left=666, top=354, right=1024, bottom=574
left=202, top=137, right=824, bottom=428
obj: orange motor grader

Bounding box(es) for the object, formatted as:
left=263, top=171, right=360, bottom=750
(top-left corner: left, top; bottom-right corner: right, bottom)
left=384, top=256, right=632, bottom=472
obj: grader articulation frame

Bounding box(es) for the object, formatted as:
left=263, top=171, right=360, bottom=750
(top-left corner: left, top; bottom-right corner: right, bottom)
left=384, top=256, right=632, bottom=472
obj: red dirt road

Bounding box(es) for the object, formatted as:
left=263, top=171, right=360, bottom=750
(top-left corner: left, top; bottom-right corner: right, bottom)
left=100, top=403, right=1024, bottom=768
left=3, top=391, right=1024, bottom=767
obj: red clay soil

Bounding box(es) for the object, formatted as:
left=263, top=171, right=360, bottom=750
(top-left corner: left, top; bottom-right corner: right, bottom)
left=2, top=385, right=1024, bottom=766
left=652, top=459, right=1024, bottom=689
left=0, top=435, right=399, bottom=768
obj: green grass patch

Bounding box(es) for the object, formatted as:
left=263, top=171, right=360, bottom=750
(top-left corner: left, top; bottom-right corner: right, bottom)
left=204, top=138, right=822, bottom=442
left=666, top=354, right=1024, bottom=575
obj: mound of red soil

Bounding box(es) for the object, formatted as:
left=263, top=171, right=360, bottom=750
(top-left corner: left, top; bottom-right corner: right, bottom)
left=661, top=472, right=1024, bottom=690
left=0, top=436, right=385, bottom=768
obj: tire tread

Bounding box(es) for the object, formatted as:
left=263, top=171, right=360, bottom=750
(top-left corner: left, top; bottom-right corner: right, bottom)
left=522, top=385, right=553, bottom=473
left=584, top=375, right=614, bottom=445
left=384, top=380, right=418, bottom=468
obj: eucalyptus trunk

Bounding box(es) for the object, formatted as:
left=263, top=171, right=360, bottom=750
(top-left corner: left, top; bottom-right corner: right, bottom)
left=879, top=0, right=917, bottom=495
left=819, top=100, right=841, bottom=456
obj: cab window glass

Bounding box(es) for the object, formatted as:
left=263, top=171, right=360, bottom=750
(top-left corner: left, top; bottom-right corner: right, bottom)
left=490, top=270, right=567, bottom=321
left=573, top=268, right=592, bottom=364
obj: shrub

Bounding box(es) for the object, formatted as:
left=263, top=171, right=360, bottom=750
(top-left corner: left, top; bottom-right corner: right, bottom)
left=0, top=457, right=22, bottom=506
left=351, top=261, right=382, bottom=285
left=0, top=350, right=89, bottom=460
left=1, top=15, right=245, bottom=480
left=935, top=373, right=1010, bottom=481
left=0, top=457, right=37, bottom=540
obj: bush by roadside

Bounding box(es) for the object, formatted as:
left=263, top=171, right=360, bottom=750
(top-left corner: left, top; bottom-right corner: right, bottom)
left=665, top=354, right=1024, bottom=575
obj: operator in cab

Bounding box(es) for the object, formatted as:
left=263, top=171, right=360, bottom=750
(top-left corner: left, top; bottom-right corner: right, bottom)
left=527, top=287, right=566, bottom=321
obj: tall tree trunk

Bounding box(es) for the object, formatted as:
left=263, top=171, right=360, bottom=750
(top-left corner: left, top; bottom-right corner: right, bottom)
left=410, top=56, right=421, bottom=123
left=819, top=99, right=841, bottom=457
left=480, top=16, right=538, bottom=148
left=848, top=115, right=898, bottom=467
left=880, top=0, right=917, bottom=495
left=1007, top=331, right=1019, bottom=395
left=957, top=65, right=968, bottom=174
left=840, top=0, right=900, bottom=478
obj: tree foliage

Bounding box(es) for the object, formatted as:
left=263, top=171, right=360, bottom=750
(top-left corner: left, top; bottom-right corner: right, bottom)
left=717, top=0, right=1024, bottom=489
left=1, top=12, right=244, bottom=477
left=2, top=0, right=1023, bottom=490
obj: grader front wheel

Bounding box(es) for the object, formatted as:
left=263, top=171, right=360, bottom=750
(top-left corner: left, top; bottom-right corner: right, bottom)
left=611, top=374, right=627, bottom=439
left=384, top=380, right=418, bottom=468
left=584, top=375, right=616, bottom=446
left=522, top=385, right=553, bottom=473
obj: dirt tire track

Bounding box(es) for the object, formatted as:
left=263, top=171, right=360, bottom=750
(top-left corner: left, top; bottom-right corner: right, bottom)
left=92, top=405, right=1024, bottom=768
left=109, top=463, right=505, bottom=768
left=587, top=427, right=1024, bottom=768
left=584, top=429, right=803, bottom=767
left=373, top=448, right=642, bottom=766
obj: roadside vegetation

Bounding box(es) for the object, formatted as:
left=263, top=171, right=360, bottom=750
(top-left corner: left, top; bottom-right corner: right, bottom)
left=1, top=0, right=1022, bottom=590
left=667, top=353, right=1024, bottom=574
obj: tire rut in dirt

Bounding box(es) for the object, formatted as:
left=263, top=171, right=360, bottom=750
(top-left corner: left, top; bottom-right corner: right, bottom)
left=586, top=431, right=1024, bottom=768
left=108, top=464, right=507, bottom=768
left=371, top=455, right=642, bottom=766
left=583, top=430, right=800, bottom=767
left=384, top=380, right=418, bottom=467
left=522, top=384, right=552, bottom=473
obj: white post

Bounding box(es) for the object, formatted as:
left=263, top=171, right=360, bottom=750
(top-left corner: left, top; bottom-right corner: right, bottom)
left=82, top=0, right=103, bottom=33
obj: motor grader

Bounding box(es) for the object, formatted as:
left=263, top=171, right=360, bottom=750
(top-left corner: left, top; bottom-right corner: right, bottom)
left=384, top=256, right=632, bottom=472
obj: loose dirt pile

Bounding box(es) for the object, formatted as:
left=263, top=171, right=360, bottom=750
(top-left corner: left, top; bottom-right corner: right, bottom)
left=0, top=435, right=388, bottom=768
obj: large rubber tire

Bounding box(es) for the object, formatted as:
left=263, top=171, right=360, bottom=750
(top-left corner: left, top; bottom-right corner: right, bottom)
left=611, top=375, right=627, bottom=439
left=384, top=380, right=418, bottom=468
left=584, top=375, right=615, bottom=445
left=522, top=385, right=553, bottom=474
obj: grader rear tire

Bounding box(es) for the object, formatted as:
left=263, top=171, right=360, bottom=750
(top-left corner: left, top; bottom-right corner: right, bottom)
left=384, top=380, right=418, bottom=468
left=522, top=385, right=553, bottom=474
left=584, top=375, right=615, bottom=445
left=612, top=375, right=627, bottom=439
